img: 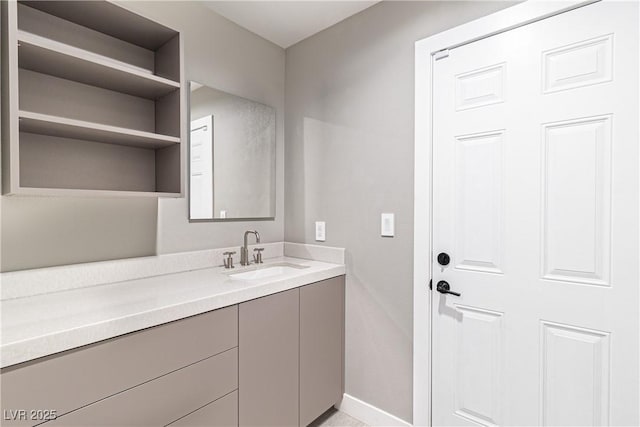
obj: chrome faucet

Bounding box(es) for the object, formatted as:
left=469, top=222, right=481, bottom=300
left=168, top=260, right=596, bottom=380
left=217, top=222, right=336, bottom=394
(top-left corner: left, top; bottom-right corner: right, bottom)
left=241, top=230, right=261, bottom=266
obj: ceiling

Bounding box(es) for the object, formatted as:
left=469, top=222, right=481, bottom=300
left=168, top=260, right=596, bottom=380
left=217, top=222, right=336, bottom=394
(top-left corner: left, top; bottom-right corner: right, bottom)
left=204, top=1, right=380, bottom=48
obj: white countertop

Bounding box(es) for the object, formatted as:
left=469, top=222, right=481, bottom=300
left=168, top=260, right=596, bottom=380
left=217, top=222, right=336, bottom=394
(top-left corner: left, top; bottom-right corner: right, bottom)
left=1, top=256, right=345, bottom=368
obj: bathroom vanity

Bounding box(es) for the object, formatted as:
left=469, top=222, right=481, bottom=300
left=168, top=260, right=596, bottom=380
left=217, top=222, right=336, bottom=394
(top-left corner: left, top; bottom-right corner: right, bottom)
left=0, top=247, right=345, bottom=427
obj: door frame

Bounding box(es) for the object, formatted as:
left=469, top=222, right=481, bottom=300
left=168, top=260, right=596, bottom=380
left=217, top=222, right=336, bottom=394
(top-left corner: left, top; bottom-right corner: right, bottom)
left=412, top=1, right=598, bottom=425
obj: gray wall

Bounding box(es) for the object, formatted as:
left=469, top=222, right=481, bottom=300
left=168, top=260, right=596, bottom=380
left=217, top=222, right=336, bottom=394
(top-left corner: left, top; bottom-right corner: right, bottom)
left=1, top=197, right=157, bottom=272
left=1, top=2, right=285, bottom=271
left=284, top=1, right=514, bottom=422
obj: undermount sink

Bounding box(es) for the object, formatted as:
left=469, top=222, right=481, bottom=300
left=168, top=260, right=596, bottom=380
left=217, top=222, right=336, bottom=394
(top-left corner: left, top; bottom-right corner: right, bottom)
left=228, top=262, right=310, bottom=281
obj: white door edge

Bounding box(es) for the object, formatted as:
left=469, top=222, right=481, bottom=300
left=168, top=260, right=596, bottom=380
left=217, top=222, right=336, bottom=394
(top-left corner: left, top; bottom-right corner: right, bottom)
left=412, top=1, right=598, bottom=425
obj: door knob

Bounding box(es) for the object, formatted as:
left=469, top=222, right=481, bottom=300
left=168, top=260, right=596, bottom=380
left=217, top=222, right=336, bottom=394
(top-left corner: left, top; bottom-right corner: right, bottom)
left=436, top=280, right=461, bottom=297
left=437, top=252, right=450, bottom=266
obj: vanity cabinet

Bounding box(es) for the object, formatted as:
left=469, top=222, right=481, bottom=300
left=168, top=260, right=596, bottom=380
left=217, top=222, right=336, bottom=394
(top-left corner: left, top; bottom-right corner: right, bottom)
left=1, top=0, right=184, bottom=197
left=239, top=276, right=345, bottom=427
left=0, top=306, right=238, bottom=427
left=0, top=276, right=344, bottom=427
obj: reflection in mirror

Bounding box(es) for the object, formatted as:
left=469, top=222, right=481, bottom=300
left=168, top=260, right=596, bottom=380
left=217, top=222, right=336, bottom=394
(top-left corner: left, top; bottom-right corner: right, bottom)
left=189, top=81, right=276, bottom=220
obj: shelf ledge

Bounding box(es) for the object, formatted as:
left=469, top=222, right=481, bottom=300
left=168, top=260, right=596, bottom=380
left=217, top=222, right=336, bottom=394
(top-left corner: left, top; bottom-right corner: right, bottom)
left=13, top=186, right=181, bottom=198
left=19, top=110, right=180, bottom=149
left=18, top=31, right=180, bottom=99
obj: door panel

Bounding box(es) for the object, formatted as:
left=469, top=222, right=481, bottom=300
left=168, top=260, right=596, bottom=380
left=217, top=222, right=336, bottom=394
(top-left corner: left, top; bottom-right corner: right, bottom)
left=454, top=130, right=504, bottom=274
left=540, top=322, right=610, bottom=427
left=541, top=115, right=611, bottom=286
left=432, top=2, right=638, bottom=425
left=454, top=305, right=504, bottom=427
left=455, top=63, right=506, bottom=111
left=542, top=34, right=613, bottom=94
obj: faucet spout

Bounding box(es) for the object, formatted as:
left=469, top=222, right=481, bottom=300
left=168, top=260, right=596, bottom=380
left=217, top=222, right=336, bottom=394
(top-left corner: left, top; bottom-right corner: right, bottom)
left=241, top=230, right=260, bottom=266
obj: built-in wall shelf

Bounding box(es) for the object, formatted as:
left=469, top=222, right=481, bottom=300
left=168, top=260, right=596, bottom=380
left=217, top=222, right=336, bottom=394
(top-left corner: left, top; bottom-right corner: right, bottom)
left=19, top=0, right=179, bottom=51
left=19, top=111, right=180, bottom=149
left=13, top=186, right=184, bottom=199
left=18, top=31, right=180, bottom=99
left=1, top=0, right=185, bottom=197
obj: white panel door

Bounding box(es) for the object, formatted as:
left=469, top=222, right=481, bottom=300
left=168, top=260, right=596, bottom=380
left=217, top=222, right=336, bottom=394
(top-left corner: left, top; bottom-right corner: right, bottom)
left=190, top=115, right=213, bottom=220
left=431, top=2, right=638, bottom=426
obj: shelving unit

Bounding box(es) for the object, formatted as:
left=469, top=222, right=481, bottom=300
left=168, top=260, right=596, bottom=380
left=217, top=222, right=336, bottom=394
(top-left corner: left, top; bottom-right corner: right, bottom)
left=1, top=0, right=185, bottom=197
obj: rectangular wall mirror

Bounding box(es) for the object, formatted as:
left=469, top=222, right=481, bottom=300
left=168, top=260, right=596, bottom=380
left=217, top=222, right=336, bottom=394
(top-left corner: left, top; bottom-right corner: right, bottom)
left=189, top=81, right=276, bottom=220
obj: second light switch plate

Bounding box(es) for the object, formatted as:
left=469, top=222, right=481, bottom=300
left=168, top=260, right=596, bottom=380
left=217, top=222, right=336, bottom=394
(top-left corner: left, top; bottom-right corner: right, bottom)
left=381, top=213, right=394, bottom=237
left=315, top=221, right=326, bottom=242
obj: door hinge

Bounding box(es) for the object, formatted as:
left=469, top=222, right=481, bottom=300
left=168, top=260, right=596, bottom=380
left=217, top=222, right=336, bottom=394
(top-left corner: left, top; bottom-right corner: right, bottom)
left=429, top=279, right=432, bottom=290
left=434, top=49, right=449, bottom=60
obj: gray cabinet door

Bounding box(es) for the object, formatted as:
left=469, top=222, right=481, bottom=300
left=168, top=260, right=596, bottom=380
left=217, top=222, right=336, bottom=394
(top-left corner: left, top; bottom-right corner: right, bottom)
left=239, top=289, right=299, bottom=427
left=299, top=276, right=345, bottom=426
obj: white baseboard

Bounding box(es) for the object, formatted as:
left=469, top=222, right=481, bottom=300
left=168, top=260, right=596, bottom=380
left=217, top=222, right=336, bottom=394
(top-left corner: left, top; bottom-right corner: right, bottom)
left=337, top=393, right=412, bottom=427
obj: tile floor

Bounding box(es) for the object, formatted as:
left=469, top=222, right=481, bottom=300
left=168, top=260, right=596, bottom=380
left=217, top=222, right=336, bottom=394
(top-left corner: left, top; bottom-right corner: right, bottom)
left=310, top=408, right=368, bottom=427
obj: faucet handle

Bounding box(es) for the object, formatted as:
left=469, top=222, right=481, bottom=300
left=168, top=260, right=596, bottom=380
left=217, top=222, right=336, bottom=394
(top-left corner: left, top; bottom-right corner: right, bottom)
left=223, top=251, right=236, bottom=269
left=253, top=247, right=264, bottom=264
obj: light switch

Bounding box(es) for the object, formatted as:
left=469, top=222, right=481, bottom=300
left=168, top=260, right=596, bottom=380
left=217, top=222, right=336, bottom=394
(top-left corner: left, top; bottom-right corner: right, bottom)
left=381, top=213, right=394, bottom=237
left=315, top=221, right=326, bottom=242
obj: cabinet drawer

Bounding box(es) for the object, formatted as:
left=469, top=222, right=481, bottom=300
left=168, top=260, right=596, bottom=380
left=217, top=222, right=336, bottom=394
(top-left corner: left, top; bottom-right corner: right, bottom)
left=1, top=306, right=238, bottom=426
left=169, top=391, right=238, bottom=427
left=47, top=347, right=238, bottom=427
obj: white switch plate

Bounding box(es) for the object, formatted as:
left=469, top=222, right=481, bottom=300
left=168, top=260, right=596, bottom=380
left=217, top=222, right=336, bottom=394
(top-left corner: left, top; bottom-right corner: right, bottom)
left=381, top=213, right=394, bottom=237
left=315, top=221, right=326, bottom=241
left=220, top=210, right=227, bottom=219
